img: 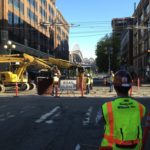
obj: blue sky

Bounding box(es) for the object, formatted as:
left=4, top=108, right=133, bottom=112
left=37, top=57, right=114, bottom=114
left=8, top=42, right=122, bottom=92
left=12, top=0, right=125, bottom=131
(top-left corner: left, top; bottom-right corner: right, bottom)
left=56, top=0, right=140, bottom=59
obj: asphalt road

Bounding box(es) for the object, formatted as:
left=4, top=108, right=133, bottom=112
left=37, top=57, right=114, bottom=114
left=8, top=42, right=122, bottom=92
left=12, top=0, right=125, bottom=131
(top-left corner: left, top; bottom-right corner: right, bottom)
left=0, top=96, right=149, bottom=150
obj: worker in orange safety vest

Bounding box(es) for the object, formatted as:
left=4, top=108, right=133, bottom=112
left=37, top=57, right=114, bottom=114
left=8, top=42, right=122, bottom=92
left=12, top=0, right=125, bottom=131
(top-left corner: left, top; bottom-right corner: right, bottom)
left=99, top=70, right=146, bottom=150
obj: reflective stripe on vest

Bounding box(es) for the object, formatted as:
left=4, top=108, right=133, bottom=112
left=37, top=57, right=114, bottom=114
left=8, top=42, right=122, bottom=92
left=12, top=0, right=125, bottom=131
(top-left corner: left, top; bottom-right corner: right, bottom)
left=53, top=76, right=59, bottom=82
left=86, top=77, right=90, bottom=85
left=106, top=102, right=114, bottom=147
left=104, top=101, right=141, bottom=147
left=138, top=103, right=143, bottom=120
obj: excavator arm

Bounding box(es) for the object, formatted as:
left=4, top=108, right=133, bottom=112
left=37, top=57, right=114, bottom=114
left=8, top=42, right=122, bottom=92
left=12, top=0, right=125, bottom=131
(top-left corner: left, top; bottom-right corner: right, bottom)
left=0, top=53, right=51, bottom=83
left=45, top=57, right=82, bottom=69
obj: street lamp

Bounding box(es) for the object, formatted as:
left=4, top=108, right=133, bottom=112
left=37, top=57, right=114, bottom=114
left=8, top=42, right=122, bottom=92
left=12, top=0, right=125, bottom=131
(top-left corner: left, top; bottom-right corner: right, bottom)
left=107, top=47, right=113, bottom=73
left=4, top=40, right=16, bottom=54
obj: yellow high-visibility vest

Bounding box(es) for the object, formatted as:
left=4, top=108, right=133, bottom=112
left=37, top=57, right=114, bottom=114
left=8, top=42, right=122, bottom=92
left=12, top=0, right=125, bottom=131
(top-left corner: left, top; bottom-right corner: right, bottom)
left=101, top=97, right=145, bottom=150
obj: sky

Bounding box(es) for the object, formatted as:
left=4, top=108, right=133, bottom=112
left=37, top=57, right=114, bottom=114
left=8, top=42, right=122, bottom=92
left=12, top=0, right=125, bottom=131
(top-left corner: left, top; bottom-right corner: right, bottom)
left=56, top=0, right=140, bottom=59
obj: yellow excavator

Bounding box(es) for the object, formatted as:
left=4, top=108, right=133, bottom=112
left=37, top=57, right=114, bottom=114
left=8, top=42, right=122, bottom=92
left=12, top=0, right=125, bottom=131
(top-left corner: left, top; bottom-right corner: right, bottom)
left=0, top=53, right=83, bottom=93
left=0, top=53, right=51, bottom=93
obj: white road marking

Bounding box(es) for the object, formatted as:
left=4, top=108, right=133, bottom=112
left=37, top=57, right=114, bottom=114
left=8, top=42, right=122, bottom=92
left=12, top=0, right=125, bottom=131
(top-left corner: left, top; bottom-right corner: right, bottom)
left=8, top=115, right=15, bottom=118
left=45, top=120, right=54, bottom=124
left=35, top=106, right=60, bottom=123
left=45, top=112, right=61, bottom=124
left=0, top=118, right=5, bottom=121
left=0, top=105, right=7, bottom=109
left=75, top=144, right=80, bottom=150
left=95, top=109, right=102, bottom=124
left=0, top=114, right=5, bottom=117
left=82, top=107, right=93, bottom=126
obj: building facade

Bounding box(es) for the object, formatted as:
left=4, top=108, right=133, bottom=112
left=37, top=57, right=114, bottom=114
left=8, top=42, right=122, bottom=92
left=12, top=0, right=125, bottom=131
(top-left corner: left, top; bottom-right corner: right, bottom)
left=120, top=29, right=133, bottom=70
left=112, top=17, right=134, bottom=71
left=112, top=17, right=133, bottom=39
left=133, top=0, right=150, bottom=80
left=0, top=0, right=69, bottom=60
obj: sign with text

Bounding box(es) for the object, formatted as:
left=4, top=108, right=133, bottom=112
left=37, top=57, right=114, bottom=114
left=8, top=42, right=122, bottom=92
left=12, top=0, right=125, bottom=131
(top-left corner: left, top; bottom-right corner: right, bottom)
left=60, top=80, right=77, bottom=90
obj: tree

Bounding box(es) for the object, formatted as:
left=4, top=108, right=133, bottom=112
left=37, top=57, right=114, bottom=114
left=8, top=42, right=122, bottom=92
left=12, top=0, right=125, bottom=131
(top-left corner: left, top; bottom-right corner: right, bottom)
left=95, top=34, right=121, bottom=72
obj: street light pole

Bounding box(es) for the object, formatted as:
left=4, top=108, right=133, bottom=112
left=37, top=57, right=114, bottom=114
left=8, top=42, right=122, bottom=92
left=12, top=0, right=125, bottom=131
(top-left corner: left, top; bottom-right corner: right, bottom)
left=3, top=40, right=16, bottom=70
left=108, top=47, right=113, bottom=73
left=4, top=40, right=16, bottom=54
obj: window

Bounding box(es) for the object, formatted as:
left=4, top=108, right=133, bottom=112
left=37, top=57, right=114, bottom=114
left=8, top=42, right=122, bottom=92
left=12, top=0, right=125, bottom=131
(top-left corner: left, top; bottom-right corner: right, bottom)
left=145, top=3, right=150, bottom=15
left=8, top=11, right=13, bottom=25
left=14, top=14, right=19, bottom=25
left=14, top=0, right=19, bottom=9
left=20, top=2, right=24, bottom=15
left=27, top=8, right=38, bottom=23
left=27, top=8, right=30, bottom=18
left=8, top=0, right=13, bottom=4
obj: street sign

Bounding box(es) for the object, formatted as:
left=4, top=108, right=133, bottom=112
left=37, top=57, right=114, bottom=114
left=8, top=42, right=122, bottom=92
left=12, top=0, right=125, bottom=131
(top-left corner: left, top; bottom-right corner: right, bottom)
left=60, top=80, right=77, bottom=90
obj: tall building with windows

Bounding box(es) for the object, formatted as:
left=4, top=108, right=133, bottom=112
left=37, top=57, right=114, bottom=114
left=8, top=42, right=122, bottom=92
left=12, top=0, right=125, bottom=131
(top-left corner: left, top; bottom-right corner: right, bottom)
left=0, top=0, right=69, bottom=60
left=133, top=0, right=150, bottom=80
left=112, top=17, right=133, bottom=39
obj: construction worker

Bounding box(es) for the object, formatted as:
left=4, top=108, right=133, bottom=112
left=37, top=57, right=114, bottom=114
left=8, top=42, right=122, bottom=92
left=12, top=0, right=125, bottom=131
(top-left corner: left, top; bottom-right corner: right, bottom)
left=52, top=73, right=59, bottom=97
left=52, top=65, right=61, bottom=78
left=90, top=74, right=93, bottom=90
left=99, top=70, right=146, bottom=150
left=86, top=73, right=91, bottom=94
left=78, top=67, right=84, bottom=97
left=109, top=70, right=114, bottom=92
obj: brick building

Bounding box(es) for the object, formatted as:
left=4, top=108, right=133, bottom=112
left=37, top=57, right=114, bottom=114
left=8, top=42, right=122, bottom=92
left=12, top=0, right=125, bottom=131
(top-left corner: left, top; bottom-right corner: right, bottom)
left=0, top=0, right=69, bottom=60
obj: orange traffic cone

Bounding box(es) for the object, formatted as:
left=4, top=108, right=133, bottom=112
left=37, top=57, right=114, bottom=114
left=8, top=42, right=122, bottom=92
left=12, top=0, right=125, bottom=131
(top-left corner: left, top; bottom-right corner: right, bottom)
left=142, top=111, right=150, bottom=150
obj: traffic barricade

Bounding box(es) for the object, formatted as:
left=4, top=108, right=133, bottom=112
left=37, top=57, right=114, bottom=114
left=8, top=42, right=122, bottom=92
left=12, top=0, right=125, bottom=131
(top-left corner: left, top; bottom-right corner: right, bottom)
left=59, top=79, right=77, bottom=96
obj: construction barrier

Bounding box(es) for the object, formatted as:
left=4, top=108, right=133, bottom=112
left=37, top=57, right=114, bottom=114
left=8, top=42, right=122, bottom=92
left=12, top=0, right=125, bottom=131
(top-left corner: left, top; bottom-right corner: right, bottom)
left=142, top=111, right=150, bottom=150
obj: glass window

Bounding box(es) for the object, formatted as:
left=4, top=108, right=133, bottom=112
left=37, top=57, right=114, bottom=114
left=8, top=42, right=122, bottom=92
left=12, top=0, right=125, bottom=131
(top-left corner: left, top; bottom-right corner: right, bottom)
left=35, top=1, right=38, bottom=11
left=8, top=0, right=13, bottom=4
left=20, top=2, right=24, bottom=15
left=8, top=11, right=13, bottom=25
left=14, top=0, right=19, bottom=9
left=20, top=18, right=24, bottom=27
left=14, top=14, right=19, bottom=25
left=145, top=3, right=150, bottom=15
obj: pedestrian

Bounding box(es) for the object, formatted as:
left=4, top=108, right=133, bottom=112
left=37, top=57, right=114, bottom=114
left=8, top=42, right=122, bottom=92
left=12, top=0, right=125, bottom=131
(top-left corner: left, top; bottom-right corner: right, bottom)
left=99, top=70, right=146, bottom=150
left=86, top=73, right=90, bottom=94
left=109, top=70, right=114, bottom=92
left=52, top=73, right=59, bottom=97
left=51, top=66, right=61, bottom=96
left=90, top=74, right=93, bottom=90
left=78, top=67, right=84, bottom=97
left=52, top=65, right=61, bottom=78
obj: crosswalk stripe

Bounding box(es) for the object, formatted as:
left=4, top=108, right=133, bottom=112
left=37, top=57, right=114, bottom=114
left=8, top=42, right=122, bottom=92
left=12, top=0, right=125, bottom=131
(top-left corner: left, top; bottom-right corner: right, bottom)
left=35, top=106, right=60, bottom=123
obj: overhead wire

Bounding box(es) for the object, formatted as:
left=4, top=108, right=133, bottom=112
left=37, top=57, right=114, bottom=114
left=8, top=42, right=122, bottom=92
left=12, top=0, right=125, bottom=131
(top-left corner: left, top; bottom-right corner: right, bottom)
left=1, top=19, right=130, bottom=39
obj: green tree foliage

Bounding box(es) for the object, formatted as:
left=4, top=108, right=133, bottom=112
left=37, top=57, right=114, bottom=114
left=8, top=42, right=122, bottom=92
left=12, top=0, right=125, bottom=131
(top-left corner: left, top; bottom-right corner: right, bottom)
left=95, top=34, right=121, bottom=72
